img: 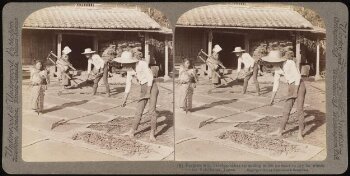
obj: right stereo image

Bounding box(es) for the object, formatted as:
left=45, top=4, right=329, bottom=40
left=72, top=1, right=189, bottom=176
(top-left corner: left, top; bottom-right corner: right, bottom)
left=173, top=3, right=326, bottom=161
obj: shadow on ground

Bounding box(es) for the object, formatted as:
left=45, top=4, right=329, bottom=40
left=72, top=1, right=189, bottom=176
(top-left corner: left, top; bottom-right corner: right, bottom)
left=136, top=110, right=174, bottom=138
left=284, top=109, right=326, bottom=136
left=191, top=99, right=238, bottom=112
left=42, top=100, right=89, bottom=113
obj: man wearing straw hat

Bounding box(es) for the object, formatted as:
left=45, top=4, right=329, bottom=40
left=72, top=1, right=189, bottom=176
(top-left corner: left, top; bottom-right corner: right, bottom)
left=82, top=48, right=110, bottom=97
left=207, top=44, right=226, bottom=90
left=115, top=51, right=159, bottom=142
left=57, top=46, right=73, bottom=94
left=233, top=46, right=260, bottom=95
left=262, top=50, right=306, bottom=140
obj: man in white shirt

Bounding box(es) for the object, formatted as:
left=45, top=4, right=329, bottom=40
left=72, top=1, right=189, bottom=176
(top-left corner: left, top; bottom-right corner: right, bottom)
left=262, top=50, right=306, bottom=140
left=233, top=47, right=260, bottom=95
left=115, top=51, right=159, bottom=142
left=82, top=48, right=110, bottom=97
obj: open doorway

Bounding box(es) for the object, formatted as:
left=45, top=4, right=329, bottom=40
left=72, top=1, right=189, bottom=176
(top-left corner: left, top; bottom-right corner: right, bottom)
left=212, top=32, right=245, bottom=69
left=61, top=34, right=94, bottom=70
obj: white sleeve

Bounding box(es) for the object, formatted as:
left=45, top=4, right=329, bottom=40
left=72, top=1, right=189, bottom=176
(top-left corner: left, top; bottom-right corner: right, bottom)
left=285, top=60, right=301, bottom=86
left=30, top=68, right=35, bottom=82
left=124, top=71, right=132, bottom=93
left=144, top=63, right=154, bottom=87
left=272, top=71, right=281, bottom=92
left=290, top=61, right=301, bottom=86
left=244, top=53, right=254, bottom=68
left=87, top=59, right=92, bottom=74
left=237, top=58, right=242, bottom=72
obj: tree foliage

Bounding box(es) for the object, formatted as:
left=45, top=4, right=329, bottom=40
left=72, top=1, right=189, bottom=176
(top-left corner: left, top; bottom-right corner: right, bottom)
left=293, top=6, right=325, bottom=28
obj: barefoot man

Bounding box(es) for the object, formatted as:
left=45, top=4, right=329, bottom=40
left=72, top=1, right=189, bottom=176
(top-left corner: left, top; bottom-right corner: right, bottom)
left=116, top=51, right=159, bottom=142
left=82, top=48, right=111, bottom=97
left=262, top=50, right=306, bottom=140
left=233, top=47, right=260, bottom=95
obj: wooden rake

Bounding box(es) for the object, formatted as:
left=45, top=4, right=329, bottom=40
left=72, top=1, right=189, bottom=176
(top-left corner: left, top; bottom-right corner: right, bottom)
left=51, top=99, right=140, bottom=130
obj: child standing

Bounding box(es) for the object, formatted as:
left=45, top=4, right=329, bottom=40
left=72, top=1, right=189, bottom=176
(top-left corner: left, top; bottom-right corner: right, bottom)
left=178, top=58, right=197, bottom=112
left=30, top=60, right=49, bottom=115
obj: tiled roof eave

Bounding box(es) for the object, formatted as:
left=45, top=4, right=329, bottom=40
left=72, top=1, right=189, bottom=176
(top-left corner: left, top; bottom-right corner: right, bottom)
left=175, top=24, right=314, bottom=32
left=22, top=26, right=164, bottom=32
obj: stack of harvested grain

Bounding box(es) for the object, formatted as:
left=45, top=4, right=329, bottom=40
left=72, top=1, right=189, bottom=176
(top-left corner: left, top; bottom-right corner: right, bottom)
left=115, top=41, right=143, bottom=60
left=146, top=38, right=165, bottom=53
left=250, top=40, right=294, bottom=59
left=252, top=42, right=268, bottom=61
left=101, top=44, right=117, bottom=62
left=250, top=40, right=295, bottom=74
left=99, top=40, right=143, bottom=60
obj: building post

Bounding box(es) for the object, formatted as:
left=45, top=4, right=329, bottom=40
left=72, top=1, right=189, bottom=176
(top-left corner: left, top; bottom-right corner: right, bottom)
left=93, top=36, right=98, bottom=52
left=56, top=33, right=62, bottom=79
left=315, top=39, right=322, bottom=80
left=244, top=34, right=249, bottom=53
left=295, top=32, right=301, bottom=71
left=57, top=33, right=62, bottom=58
left=208, top=30, right=213, bottom=56
left=164, top=38, right=170, bottom=80
left=144, top=32, right=150, bottom=62
left=207, top=30, right=213, bottom=79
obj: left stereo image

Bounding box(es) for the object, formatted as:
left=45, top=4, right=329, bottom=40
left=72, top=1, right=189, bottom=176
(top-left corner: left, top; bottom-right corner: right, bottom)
left=21, top=3, right=174, bottom=161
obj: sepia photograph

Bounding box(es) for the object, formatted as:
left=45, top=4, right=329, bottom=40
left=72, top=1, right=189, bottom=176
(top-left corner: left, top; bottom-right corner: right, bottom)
left=174, top=3, right=326, bottom=161
left=2, top=1, right=349, bottom=174
left=21, top=3, right=174, bottom=161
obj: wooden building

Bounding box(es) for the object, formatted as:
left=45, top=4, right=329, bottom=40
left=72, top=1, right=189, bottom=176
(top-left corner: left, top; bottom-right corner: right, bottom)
left=22, top=4, right=173, bottom=77
left=175, top=4, right=325, bottom=78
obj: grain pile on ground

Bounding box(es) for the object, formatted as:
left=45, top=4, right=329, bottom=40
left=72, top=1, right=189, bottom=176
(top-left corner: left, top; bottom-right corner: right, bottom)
left=218, top=130, right=299, bottom=154
left=88, top=111, right=174, bottom=147
left=72, top=131, right=152, bottom=155
left=88, top=117, right=149, bottom=137
left=235, top=113, right=303, bottom=136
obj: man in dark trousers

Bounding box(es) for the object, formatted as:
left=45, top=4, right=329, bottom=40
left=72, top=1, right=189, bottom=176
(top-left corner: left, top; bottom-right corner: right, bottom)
left=263, top=50, right=306, bottom=140
left=233, top=46, right=260, bottom=95
left=82, top=48, right=110, bottom=97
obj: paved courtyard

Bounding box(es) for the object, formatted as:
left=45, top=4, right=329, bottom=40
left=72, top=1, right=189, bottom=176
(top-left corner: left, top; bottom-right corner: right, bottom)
left=22, top=71, right=174, bottom=161
left=175, top=72, right=326, bottom=161
left=22, top=68, right=326, bottom=162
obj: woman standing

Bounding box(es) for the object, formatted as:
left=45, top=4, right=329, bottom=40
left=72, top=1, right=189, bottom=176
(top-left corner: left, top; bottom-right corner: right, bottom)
left=30, top=60, right=49, bottom=115
left=178, top=58, right=197, bottom=112
left=207, top=44, right=226, bottom=91
left=57, top=46, right=73, bottom=95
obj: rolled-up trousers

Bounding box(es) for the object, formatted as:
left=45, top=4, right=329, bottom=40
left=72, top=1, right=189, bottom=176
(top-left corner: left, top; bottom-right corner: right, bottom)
left=92, top=63, right=110, bottom=95
left=132, top=82, right=159, bottom=133
left=280, top=80, right=306, bottom=132
left=243, top=63, right=260, bottom=94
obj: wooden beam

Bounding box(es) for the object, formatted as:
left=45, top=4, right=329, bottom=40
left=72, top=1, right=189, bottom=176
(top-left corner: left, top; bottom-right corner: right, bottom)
left=56, top=33, right=62, bottom=78
left=144, top=32, right=150, bottom=61
left=207, top=30, right=213, bottom=79
left=212, top=29, right=247, bottom=36
left=208, top=30, right=213, bottom=56
left=244, top=34, right=250, bottom=53
left=93, top=36, right=98, bottom=52
left=295, top=32, right=301, bottom=71
left=57, top=33, right=62, bottom=58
